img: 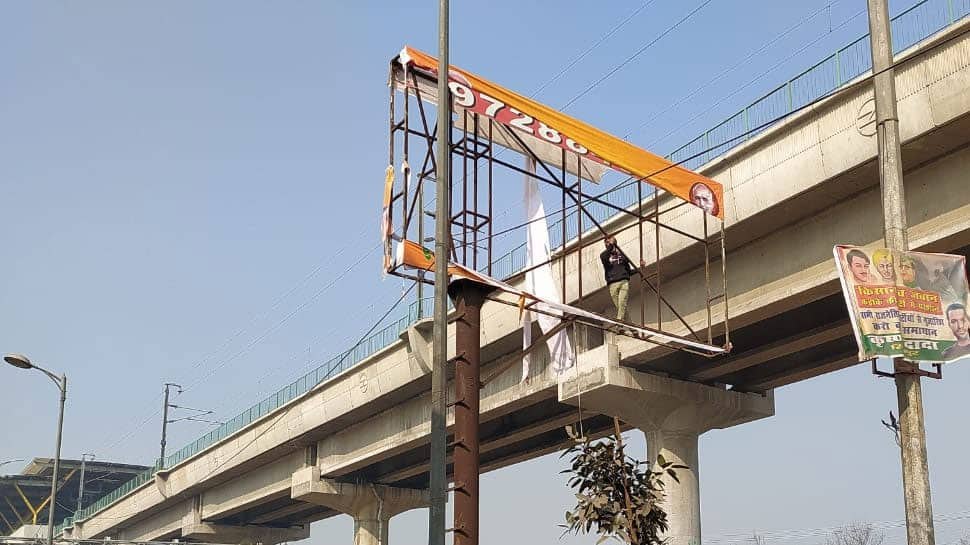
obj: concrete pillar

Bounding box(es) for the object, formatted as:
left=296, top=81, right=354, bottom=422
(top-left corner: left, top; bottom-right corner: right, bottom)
left=352, top=494, right=388, bottom=545
left=646, top=430, right=701, bottom=545
left=291, top=466, right=429, bottom=545
left=559, top=343, right=774, bottom=545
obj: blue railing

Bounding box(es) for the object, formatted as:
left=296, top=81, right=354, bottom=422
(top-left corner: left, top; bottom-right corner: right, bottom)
left=666, top=0, right=969, bottom=170
left=55, top=299, right=435, bottom=535
left=53, top=0, right=970, bottom=536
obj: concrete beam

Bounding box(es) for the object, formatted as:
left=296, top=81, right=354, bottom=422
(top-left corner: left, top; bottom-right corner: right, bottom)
left=745, top=353, right=861, bottom=392
left=558, top=344, right=774, bottom=432
left=376, top=410, right=595, bottom=483
left=110, top=499, right=193, bottom=542
left=201, top=452, right=303, bottom=521
left=291, top=467, right=428, bottom=545
left=181, top=522, right=308, bottom=545
left=248, top=503, right=318, bottom=525
left=691, top=321, right=853, bottom=381
left=315, top=330, right=561, bottom=478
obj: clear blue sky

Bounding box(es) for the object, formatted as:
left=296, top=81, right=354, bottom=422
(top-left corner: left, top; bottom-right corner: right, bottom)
left=2, top=1, right=968, bottom=544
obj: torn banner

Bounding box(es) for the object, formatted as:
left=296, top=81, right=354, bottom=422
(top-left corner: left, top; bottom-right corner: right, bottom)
left=523, top=158, right=574, bottom=380
left=392, top=45, right=725, bottom=219
left=381, top=165, right=394, bottom=273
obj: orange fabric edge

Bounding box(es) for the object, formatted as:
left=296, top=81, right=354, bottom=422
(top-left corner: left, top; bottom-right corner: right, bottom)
left=398, top=46, right=724, bottom=219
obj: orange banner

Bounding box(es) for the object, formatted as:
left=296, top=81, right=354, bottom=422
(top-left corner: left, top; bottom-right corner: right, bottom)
left=397, top=46, right=724, bottom=219
left=381, top=165, right=395, bottom=272
left=396, top=239, right=434, bottom=271
left=395, top=239, right=469, bottom=278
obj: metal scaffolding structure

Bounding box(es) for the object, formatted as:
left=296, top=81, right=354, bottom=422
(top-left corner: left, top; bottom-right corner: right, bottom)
left=382, top=46, right=735, bottom=545
left=384, top=50, right=732, bottom=355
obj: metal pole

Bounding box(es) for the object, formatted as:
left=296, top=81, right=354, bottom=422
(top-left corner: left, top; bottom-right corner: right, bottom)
left=866, top=3, right=935, bottom=545
left=47, top=375, right=66, bottom=545
left=429, top=0, right=450, bottom=542
left=448, top=279, right=490, bottom=545
left=76, top=454, right=90, bottom=514
left=418, top=185, right=425, bottom=318
left=160, top=384, right=172, bottom=465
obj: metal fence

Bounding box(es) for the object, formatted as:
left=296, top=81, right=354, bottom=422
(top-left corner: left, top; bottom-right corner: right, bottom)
left=53, top=0, right=970, bottom=536
left=54, top=298, right=434, bottom=536
left=666, top=0, right=969, bottom=170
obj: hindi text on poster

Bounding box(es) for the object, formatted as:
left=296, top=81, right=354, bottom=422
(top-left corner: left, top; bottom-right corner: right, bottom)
left=834, top=245, right=970, bottom=363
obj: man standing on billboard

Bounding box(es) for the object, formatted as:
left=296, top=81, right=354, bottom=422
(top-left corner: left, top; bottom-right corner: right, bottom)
left=943, top=303, right=970, bottom=360
left=600, top=236, right=644, bottom=322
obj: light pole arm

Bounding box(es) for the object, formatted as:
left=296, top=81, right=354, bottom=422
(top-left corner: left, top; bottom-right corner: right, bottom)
left=29, top=363, right=65, bottom=392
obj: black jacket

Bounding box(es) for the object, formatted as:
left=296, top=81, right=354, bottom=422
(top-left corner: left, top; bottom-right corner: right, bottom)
left=601, top=247, right=636, bottom=285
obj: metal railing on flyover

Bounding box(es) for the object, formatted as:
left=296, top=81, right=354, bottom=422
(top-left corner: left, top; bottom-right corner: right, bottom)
left=492, top=0, right=970, bottom=279
left=0, top=537, right=234, bottom=545
left=53, top=0, right=970, bottom=536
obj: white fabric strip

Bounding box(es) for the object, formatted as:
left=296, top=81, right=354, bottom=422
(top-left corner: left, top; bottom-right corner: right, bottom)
left=524, top=158, right=575, bottom=377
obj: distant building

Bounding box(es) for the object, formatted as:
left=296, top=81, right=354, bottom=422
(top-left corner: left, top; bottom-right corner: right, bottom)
left=1, top=458, right=149, bottom=536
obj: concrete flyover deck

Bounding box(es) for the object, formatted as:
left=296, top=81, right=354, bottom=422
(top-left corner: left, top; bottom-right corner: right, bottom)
left=63, top=16, right=970, bottom=545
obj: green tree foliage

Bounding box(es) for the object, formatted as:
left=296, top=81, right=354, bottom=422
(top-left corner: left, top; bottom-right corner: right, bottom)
left=560, top=431, right=685, bottom=545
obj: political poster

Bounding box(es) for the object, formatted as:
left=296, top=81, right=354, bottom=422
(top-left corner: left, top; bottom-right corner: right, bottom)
left=834, top=245, right=970, bottom=363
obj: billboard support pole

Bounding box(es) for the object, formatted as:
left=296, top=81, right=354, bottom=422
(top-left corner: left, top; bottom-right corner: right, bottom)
left=429, top=0, right=450, bottom=543
left=447, top=279, right=491, bottom=545
left=866, top=2, right=936, bottom=545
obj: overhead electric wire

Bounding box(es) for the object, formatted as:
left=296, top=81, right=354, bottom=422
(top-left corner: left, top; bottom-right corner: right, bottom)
left=96, top=0, right=966, bottom=464
left=95, top=224, right=378, bottom=453
left=52, top=22, right=970, bottom=533
left=459, top=0, right=840, bottom=238
left=197, top=1, right=673, bottom=424
left=106, top=280, right=416, bottom=470
left=96, top=397, right=164, bottom=454
left=703, top=510, right=970, bottom=544
left=623, top=0, right=845, bottom=140
left=189, top=282, right=418, bottom=481
left=470, top=0, right=842, bottom=246
left=165, top=223, right=376, bottom=381
left=468, top=0, right=666, bottom=224
left=452, top=20, right=970, bottom=248
left=644, top=6, right=867, bottom=150
left=205, top=288, right=395, bottom=416
left=530, top=0, right=661, bottom=97
left=179, top=241, right=382, bottom=393
left=456, top=0, right=716, bottom=237
left=560, top=0, right=716, bottom=111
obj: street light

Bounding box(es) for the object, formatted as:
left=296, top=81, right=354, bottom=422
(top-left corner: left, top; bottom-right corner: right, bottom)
left=4, top=353, right=67, bottom=545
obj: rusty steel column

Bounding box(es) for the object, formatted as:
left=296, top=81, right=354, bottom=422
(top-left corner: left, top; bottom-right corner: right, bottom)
left=447, top=278, right=492, bottom=545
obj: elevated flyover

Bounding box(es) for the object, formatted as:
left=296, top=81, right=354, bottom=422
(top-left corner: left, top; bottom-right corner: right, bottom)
left=61, top=9, right=970, bottom=545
